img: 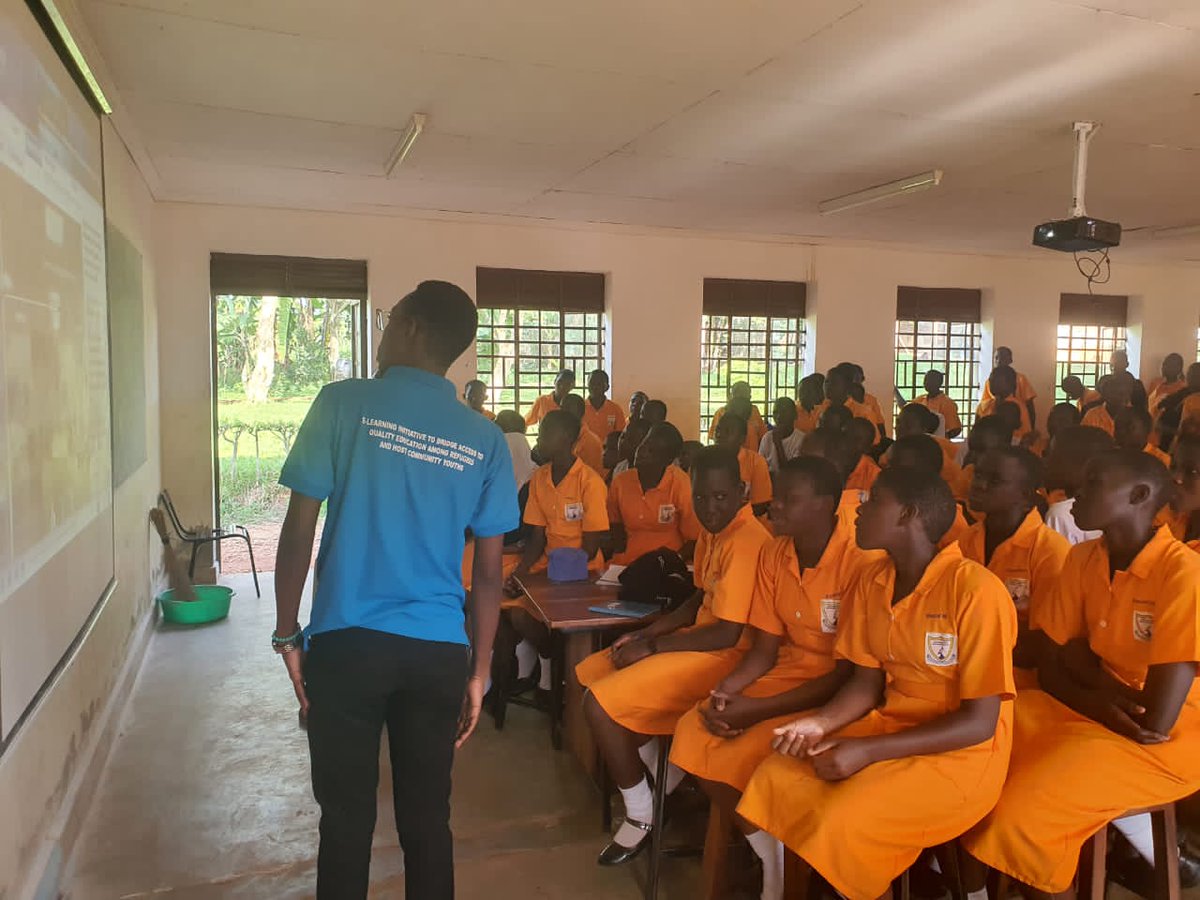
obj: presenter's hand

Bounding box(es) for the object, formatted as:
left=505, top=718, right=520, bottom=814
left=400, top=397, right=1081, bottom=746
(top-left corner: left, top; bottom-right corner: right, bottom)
left=281, top=650, right=309, bottom=719
left=456, top=675, right=486, bottom=748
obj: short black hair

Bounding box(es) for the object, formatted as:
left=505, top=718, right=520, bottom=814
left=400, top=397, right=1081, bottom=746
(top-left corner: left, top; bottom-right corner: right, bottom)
left=495, top=410, right=525, bottom=433
left=889, top=434, right=944, bottom=475
left=1053, top=424, right=1115, bottom=461
left=994, top=401, right=1022, bottom=431
left=848, top=416, right=877, bottom=445
left=874, top=465, right=958, bottom=544
left=589, top=368, right=608, bottom=379
left=542, top=409, right=581, bottom=442
left=692, top=445, right=741, bottom=486
left=899, top=402, right=938, bottom=434
left=989, top=364, right=1017, bottom=391
left=1174, top=433, right=1200, bottom=465
left=1049, top=401, right=1082, bottom=426
left=972, top=414, right=1015, bottom=447
left=624, top=416, right=652, bottom=439
left=778, top=455, right=845, bottom=499
left=397, top=280, right=477, bottom=366
left=718, top=411, right=748, bottom=439
left=773, top=396, right=798, bottom=414
left=802, top=428, right=860, bottom=482
left=1094, top=448, right=1171, bottom=509
left=644, top=399, right=668, bottom=421
left=464, top=378, right=485, bottom=391
left=560, top=393, right=585, bottom=418
left=646, top=422, right=684, bottom=460
left=727, top=397, right=753, bottom=418
left=987, top=446, right=1043, bottom=493
left=556, top=368, right=576, bottom=381
left=820, top=405, right=854, bottom=431
left=1115, top=405, right=1152, bottom=434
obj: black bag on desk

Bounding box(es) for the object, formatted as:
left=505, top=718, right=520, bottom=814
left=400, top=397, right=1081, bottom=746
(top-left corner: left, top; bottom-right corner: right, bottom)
left=617, top=549, right=692, bottom=611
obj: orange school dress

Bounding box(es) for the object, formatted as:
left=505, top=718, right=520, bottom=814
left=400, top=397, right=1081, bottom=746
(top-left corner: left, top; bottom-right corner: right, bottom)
left=976, top=396, right=1032, bottom=440
left=575, top=505, right=771, bottom=735
left=836, top=488, right=866, bottom=533
left=794, top=404, right=821, bottom=433
left=583, top=398, right=627, bottom=441
left=963, top=526, right=1200, bottom=892
left=573, top=426, right=605, bottom=476
left=607, top=466, right=700, bottom=565
left=737, top=447, right=772, bottom=505
left=524, top=392, right=562, bottom=426
left=709, top=405, right=768, bottom=452
left=524, top=458, right=609, bottom=573
left=1147, top=378, right=1186, bottom=424
left=1080, top=404, right=1117, bottom=436
left=917, top=393, right=963, bottom=435
left=737, top=545, right=1017, bottom=900
left=670, top=527, right=866, bottom=790
left=845, top=456, right=880, bottom=493
left=982, top=370, right=1037, bottom=408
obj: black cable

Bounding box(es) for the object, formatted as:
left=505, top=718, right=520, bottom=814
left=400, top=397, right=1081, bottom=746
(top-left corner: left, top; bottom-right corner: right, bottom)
left=1074, top=248, right=1111, bottom=295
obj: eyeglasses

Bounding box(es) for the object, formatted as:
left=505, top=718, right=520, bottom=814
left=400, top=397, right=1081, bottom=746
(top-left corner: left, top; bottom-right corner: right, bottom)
left=375, top=308, right=391, bottom=331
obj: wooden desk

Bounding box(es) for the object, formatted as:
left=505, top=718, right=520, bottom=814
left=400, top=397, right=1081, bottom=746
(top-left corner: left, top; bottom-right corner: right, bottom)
left=513, top=573, right=649, bottom=753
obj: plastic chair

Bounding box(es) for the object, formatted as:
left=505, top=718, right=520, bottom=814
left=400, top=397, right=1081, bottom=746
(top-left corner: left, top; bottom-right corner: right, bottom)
left=158, top=491, right=260, bottom=597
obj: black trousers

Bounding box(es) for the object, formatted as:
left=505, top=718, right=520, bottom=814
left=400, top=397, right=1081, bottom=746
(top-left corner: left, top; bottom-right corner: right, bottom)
left=305, top=628, right=469, bottom=899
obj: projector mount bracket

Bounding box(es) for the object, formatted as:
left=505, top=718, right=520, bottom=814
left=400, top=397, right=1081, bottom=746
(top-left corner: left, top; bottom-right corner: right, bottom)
left=1070, top=120, right=1099, bottom=219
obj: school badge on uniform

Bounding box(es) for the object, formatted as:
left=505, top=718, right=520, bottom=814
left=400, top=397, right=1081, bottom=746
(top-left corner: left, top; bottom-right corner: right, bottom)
left=925, top=632, right=958, bottom=666
left=607, top=415, right=616, bottom=427
left=1132, top=610, right=1154, bottom=642
left=1004, top=577, right=1031, bottom=613
left=819, top=597, right=840, bottom=634
left=657, top=504, right=676, bottom=524
left=563, top=502, right=584, bottom=522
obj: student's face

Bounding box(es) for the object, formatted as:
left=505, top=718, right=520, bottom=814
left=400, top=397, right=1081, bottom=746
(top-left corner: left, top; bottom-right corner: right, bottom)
left=465, top=383, right=486, bottom=407
left=554, top=374, right=575, bottom=396
left=535, top=422, right=572, bottom=458
left=896, top=409, right=924, bottom=439
left=769, top=475, right=828, bottom=537
left=995, top=348, right=1013, bottom=368
left=693, top=469, right=744, bottom=533
left=773, top=402, right=797, bottom=429
left=1114, top=417, right=1148, bottom=451
left=1164, top=356, right=1184, bottom=381
left=855, top=484, right=904, bottom=551
left=1171, top=447, right=1200, bottom=515
left=628, top=392, right=647, bottom=419
left=634, top=434, right=669, bottom=470
left=1071, top=462, right=1142, bottom=532
left=588, top=373, right=609, bottom=398
left=923, top=372, right=942, bottom=394
left=969, top=453, right=1028, bottom=516
left=714, top=419, right=745, bottom=453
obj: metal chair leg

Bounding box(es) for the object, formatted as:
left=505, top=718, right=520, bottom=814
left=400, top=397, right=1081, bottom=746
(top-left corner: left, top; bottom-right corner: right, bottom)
left=646, top=736, right=671, bottom=900
left=241, top=534, right=261, bottom=597
left=1150, top=804, right=1181, bottom=900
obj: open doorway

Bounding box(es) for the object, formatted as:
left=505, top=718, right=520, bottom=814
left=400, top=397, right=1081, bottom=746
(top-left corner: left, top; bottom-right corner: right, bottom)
left=212, top=295, right=366, bottom=573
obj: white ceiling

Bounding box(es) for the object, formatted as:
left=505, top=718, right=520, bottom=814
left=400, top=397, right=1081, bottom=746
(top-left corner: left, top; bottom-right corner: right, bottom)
left=78, top=0, right=1200, bottom=258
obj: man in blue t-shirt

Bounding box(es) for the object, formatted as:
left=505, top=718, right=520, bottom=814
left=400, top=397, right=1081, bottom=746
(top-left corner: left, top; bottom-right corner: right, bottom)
left=273, top=280, right=518, bottom=900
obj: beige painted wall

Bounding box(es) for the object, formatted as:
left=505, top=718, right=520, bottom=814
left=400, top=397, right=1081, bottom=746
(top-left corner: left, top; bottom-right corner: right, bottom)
left=0, top=120, right=162, bottom=899
left=155, top=201, right=1200, bottom=531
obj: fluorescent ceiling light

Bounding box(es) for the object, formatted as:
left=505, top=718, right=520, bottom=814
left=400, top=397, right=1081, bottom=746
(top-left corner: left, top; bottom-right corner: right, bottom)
left=1151, top=223, right=1200, bottom=239
left=384, top=113, right=427, bottom=176
left=36, top=0, right=112, bottom=114
left=819, top=169, right=943, bottom=215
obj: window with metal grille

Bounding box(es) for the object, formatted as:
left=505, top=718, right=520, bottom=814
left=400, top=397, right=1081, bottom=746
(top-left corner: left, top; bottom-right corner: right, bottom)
left=1054, top=293, right=1128, bottom=402
left=474, top=268, right=606, bottom=416
left=699, top=279, right=807, bottom=437
left=893, top=287, right=982, bottom=433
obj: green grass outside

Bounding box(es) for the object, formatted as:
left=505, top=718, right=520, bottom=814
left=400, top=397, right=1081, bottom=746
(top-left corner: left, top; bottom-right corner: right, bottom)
left=217, top=394, right=318, bottom=525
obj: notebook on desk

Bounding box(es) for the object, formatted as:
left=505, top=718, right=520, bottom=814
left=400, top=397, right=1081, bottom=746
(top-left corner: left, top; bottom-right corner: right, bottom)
left=595, top=564, right=626, bottom=587
left=587, top=599, right=659, bottom=619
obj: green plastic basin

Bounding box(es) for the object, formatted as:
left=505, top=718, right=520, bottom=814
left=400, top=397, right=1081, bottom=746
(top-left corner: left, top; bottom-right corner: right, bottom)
left=158, top=585, right=233, bottom=625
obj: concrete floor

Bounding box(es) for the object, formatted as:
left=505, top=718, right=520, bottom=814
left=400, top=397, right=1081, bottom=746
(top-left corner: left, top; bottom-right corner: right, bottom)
left=62, top=572, right=707, bottom=899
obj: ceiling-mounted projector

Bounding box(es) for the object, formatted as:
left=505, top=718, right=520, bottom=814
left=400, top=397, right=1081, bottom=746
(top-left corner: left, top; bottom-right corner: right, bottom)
left=1032, top=122, right=1120, bottom=252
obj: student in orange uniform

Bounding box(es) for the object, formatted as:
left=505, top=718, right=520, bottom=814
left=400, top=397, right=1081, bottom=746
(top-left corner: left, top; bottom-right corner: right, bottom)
left=1171, top=435, right=1200, bottom=548
left=560, top=394, right=605, bottom=475
left=959, top=447, right=1069, bottom=684
left=679, top=440, right=704, bottom=475
left=608, top=423, right=700, bottom=565
left=1081, top=371, right=1134, bottom=436
left=715, top=412, right=772, bottom=517
left=1062, top=374, right=1102, bottom=415
left=819, top=403, right=854, bottom=434
left=801, top=428, right=867, bottom=533
left=525, top=369, right=575, bottom=426
left=628, top=390, right=648, bottom=424
left=889, top=434, right=969, bottom=547
left=1110, top=348, right=1149, bottom=409
left=1025, top=401, right=1081, bottom=458
left=845, top=418, right=881, bottom=492
left=816, top=366, right=881, bottom=443
left=760, top=397, right=805, bottom=474
left=981, top=346, right=1037, bottom=426
left=958, top=415, right=1015, bottom=500
left=896, top=403, right=960, bottom=485
left=463, top=379, right=496, bottom=420
left=578, top=447, right=772, bottom=864
left=916, top=369, right=963, bottom=439
left=795, top=373, right=825, bottom=434
left=1042, top=425, right=1113, bottom=546
left=737, top=466, right=1017, bottom=900
left=962, top=449, right=1200, bottom=894
left=669, top=457, right=865, bottom=899
left=1148, top=353, right=1187, bottom=425
left=1116, top=406, right=1170, bottom=467
left=1177, top=362, right=1200, bottom=432
left=843, top=362, right=890, bottom=441
left=709, top=382, right=767, bottom=449
left=583, top=369, right=627, bottom=440
left=977, top=366, right=1032, bottom=440
left=601, top=431, right=622, bottom=483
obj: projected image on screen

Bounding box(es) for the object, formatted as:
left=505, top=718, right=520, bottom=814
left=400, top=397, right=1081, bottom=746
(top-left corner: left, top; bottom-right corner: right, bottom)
left=0, top=1, right=112, bottom=739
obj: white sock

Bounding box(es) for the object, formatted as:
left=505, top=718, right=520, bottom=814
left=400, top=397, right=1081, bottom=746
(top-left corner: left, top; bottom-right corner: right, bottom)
left=636, top=738, right=685, bottom=794
left=614, top=778, right=654, bottom=848
left=745, top=830, right=784, bottom=900
left=1115, top=813, right=1154, bottom=862
left=515, top=640, right=537, bottom=679
left=538, top=655, right=553, bottom=690
left=967, top=890, right=988, bottom=900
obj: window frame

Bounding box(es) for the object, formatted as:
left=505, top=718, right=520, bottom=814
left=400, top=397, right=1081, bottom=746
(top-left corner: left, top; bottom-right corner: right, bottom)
left=893, top=287, right=983, bottom=434
left=1054, top=293, right=1129, bottom=402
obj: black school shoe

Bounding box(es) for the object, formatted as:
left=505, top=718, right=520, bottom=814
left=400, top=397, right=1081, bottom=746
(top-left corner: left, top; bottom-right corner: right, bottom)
left=597, top=817, right=652, bottom=866
left=1108, top=834, right=1200, bottom=896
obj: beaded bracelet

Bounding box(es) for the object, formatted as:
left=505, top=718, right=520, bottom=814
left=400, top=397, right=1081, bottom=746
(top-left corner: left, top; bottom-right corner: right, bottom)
left=271, top=627, right=303, bottom=654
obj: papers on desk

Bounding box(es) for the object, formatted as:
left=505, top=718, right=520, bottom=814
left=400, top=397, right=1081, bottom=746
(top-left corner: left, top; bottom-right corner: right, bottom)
left=595, top=564, right=626, bottom=587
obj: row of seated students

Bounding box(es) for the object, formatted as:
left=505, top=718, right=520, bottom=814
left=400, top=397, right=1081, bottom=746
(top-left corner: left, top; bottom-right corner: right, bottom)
left=467, top=354, right=1200, bottom=900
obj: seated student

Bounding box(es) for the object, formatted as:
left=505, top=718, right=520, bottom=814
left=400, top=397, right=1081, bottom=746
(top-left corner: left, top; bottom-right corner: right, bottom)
left=709, top=382, right=767, bottom=448
left=795, top=373, right=825, bottom=434
left=1025, top=401, right=1081, bottom=458
left=670, top=457, right=866, bottom=899
left=896, top=403, right=959, bottom=484
left=1116, top=405, right=1170, bottom=467
left=977, top=366, right=1032, bottom=440
left=816, top=366, right=880, bottom=443
left=495, top=410, right=537, bottom=493
left=889, top=434, right=969, bottom=547
left=802, top=427, right=874, bottom=533
left=845, top=418, right=881, bottom=491
left=915, top=369, right=963, bottom=439
left=583, top=369, right=627, bottom=440
left=1061, top=374, right=1102, bottom=415
left=525, top=368, right=575, bottom=426
left=463, top=378, right=496, bottom=420
left=843, top=362, right=890, bottom=440
left=577, top=447, right=772, bottom=864
left=1176, top=362, right=1200, bottom=432
left=678, top=439, right=704, bottom=474
left=1042, top=425, right=1114, bottom=545
left=963, top=449, right=1200, bottom=895
left=610, top=417, right=651, bottom=480
left=959, top=447, right=1069, bottom=684
left=628, top=390, right=648, bottom=424
left=737, top=466, right=1017, bottom=900
left=601, top=430, right=622, bottom=483
left=1148, top=352, right=1187, bottom=425
left=715, top=411, right=773, bottom=518
left=560, top=394, right=605, bottom=475
left=1081, top=370, right=1135, bottom=437
left=643, top=398, right=669, bottom=426
left=608, top=423, right=700, bottom=565
left=1171, top=434, right=1200, bottom=548
left=760, top=397, right=805, bottom=474
left=818, top=403, right=854, bottom=434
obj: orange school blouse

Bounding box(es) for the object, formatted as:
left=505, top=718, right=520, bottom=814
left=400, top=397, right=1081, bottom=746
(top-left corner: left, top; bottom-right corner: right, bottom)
left=523, top=458, right=609, bottom=571
left=524, top=393, right=561, bottom=426
left=1080, top=404, right=1117, bottom=436
left=607, top=465, right=700, bottom=565
left=917, top=393, right=962, bottom=435
left=737, top=447, right=773, bottom=505
left=957, top=508, right=1069, bottom=626
left=692, top=504, right=773, bottom=630
left=976, top=396, right=1032, bottom=439
left=845, top=456, right=881, bottom=493
left=710, top=405, right=769, bottom=452
left=982, top=371, right=1037, bottom=407
left=573, top=426, right=605, bottom=475
left=583, top=398, right=626, bottom=441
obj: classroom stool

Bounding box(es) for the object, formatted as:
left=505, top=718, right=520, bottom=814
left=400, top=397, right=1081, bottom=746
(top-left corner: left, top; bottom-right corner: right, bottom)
left=994, top=803, right=1181, bottom=900
left=783, top=842, right=965, bottom=900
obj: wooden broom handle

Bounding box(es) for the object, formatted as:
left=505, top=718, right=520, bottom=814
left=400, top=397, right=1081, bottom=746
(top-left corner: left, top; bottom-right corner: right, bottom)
left=149, top=508, right=171, bottom=546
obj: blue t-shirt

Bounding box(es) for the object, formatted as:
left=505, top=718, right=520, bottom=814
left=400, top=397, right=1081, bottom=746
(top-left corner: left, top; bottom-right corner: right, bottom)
left=279, top=366, right=519, bottom=645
